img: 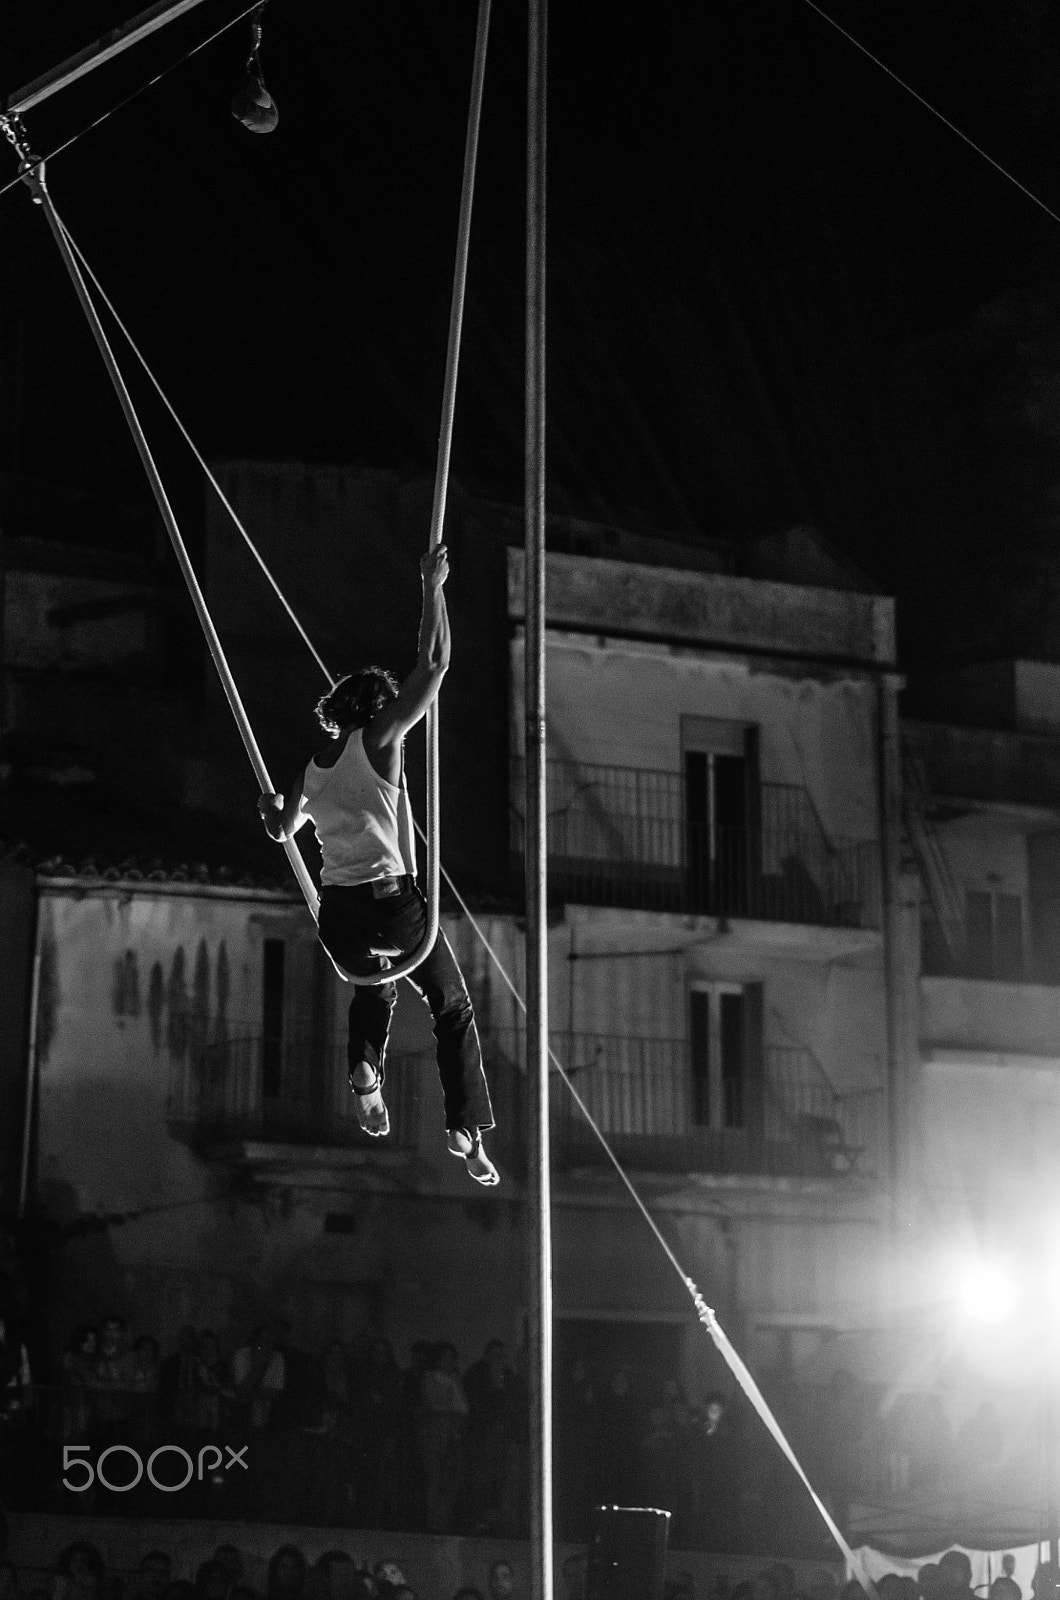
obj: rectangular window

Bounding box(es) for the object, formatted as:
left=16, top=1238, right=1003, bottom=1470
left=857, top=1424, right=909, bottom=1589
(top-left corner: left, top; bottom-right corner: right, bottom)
left=995, top=893, right=1025, bottom=981
left=688, top=983, right=751, bottom=1131
left=965, top=890, right=1026, bottom=981
left=720, top=991, right=745, bottom=1129
left=689, top=989, right=711, bottom=1126
left=262, top=938, right=285, bottom=1097
left=683, top=725, right=754, bottom=914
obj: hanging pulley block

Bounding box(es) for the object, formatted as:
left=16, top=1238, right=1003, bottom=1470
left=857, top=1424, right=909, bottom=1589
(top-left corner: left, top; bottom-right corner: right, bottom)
left=231, top=2, right=278, bottom=133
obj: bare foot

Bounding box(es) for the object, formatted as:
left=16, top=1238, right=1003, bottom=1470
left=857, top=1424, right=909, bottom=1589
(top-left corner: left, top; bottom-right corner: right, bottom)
left=350, top=1061, right=389, bottom=1137
left=447, top=1127, right=500, bottom=1186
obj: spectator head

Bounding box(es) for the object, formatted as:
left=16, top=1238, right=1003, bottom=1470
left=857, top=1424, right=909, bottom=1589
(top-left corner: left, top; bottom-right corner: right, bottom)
left=990, top=1582, right=1021, bottom=1600
left=316, top=1555, right=357, bottom=1600
left=487, top=1564, right=514, bottom=1600
left=373, top=1563, right=406, bottom=1597
left=839, top=1583, right=867, bottom=1600
left=918, top=1567, right=942, bottom=1600
left=135, top=1554, right=172, bottom=1600
left=938, top=1555, right=974, bottom=1596
left=213, top=1552, right=243, bottom=1588
left=704, top=1391, right=725, bottom=1426
left=879, top=1578, right=905, bottom=1600
left=1004, top=1563, right=1017, bottom=1582
left=100, top=1316, right=127, bottom=1354
left=267, top=1549, right=306, bottom=1600
left=67, top=1325, right=98, bottom=1360
left=195, top=1563, right=230, bottom=1600
left=57, top=1547, right=105, bottom=1585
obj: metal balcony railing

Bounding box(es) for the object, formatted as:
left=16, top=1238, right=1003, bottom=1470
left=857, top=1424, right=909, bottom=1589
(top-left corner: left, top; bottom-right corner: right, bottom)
left=510, top=758, right=881, bottom=928
left=485, top=1030, right=887, bottom=1180
left=166, top=1030, right=886, bottom=1180
left=167, top=1035, right=429, bottom=1151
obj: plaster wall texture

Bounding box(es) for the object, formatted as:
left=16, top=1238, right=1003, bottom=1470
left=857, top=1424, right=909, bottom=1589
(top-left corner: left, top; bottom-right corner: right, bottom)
left=1014, top=660, right=1060, bottom=735
left=446, top=911, right=885, bottom=1094
left=36, top=884, right=888, bottom=1360
left=920, top=1054, right=1060, bottom=1200
left=35, top=889, right=315, bottom=1216
left=507, top=548, right=896, bottom=663
left=931, top=814, right=1030, bottom=897
left=5, top=570, right=158, bottom=670
left=920, top=975, right=1060, bottom=1054
left=510, top=633, right=880, bottom=842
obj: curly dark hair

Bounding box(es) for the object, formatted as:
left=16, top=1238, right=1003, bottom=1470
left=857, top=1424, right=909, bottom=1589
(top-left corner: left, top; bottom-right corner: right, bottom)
left=315, top=668, right=399, bottom=736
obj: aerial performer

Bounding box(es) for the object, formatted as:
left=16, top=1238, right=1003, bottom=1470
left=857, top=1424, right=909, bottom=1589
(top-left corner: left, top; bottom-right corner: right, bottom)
left=256, top=544, right=499, bottom=1186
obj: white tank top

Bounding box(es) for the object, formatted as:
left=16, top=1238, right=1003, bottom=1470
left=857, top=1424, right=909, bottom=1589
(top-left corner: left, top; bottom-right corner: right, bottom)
left=300, top=730, right=417, bottom=887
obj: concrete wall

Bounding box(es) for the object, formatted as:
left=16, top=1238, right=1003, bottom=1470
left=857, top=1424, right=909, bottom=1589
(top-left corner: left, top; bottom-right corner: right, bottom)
left=508, top=548, right=896, bottom=664
left=511, top=632, right=881, bottom=842
left=32, top=880, right=888, bottom=1378
left=920, top=975, right=1060, bottom=1055
left=920, top=1050, right=1060, bottom=1201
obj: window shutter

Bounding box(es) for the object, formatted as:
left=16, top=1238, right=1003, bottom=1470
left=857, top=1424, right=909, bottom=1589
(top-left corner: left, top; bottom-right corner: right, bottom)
left=742, top=981, right=764, bottom=1150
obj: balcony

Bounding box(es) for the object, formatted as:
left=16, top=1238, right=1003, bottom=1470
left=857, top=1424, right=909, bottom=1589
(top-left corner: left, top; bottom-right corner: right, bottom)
left=167, top=1036, right=427, bottom=1153
left=487, top=1030, right=887, bottom=1181
left=166, top=1031, right=886, bottom=1182
left=510, top=759, right=880, bottom=928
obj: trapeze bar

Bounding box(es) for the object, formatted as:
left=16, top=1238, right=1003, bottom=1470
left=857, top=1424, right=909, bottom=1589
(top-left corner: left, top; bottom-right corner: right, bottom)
left=5, top=0, right=216, bottom=118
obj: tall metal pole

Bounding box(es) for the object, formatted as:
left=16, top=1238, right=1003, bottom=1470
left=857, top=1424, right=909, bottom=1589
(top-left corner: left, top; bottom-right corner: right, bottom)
left=525, top=0, right=553, bottom=1593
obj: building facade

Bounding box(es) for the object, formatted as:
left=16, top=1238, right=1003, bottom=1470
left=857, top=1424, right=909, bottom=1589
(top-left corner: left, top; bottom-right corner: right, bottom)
left=6, top=468, right=905, bottom=1421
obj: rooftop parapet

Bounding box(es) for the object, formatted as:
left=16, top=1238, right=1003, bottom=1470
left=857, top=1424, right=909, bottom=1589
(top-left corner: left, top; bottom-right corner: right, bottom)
left=507, top=548, right=896, bottom=667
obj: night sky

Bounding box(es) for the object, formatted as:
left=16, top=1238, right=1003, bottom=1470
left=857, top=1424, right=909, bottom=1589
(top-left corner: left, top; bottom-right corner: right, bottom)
left=4, top=1, right=1060, bottom=664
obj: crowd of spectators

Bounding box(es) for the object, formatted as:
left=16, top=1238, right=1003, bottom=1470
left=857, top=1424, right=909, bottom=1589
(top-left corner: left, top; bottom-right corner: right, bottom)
left=0, top=1534, right=538, bottom=1600
left=0, top=1299, right=1018, bottom=1557
left=4, top=1314, right=827, bottom=1551
left=6, top=1535, right=1058, bottom=1600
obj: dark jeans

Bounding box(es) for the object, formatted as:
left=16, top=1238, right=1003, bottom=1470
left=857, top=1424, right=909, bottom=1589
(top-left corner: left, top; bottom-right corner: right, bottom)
left=319, top=879, right=494, bottom=1132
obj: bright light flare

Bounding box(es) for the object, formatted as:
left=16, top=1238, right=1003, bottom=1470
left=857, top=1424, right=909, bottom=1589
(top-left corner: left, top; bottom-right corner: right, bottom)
left=954, top=1257, right=1019, bottom=1324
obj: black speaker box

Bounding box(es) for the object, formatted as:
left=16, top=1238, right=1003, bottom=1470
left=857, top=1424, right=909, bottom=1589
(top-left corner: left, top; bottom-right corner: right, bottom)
left=586, top=1503, right=671, bottom=1600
